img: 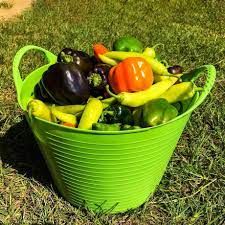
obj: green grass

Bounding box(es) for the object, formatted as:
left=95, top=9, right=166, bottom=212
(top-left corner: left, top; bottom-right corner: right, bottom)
left=0, top=0, right=225, bottom=224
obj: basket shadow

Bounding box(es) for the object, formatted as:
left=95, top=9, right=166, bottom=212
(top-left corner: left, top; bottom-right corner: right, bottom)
left=0, top=116, right=53, bottom=188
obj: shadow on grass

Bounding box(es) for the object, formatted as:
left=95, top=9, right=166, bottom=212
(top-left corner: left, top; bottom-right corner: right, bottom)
left=0, top=116, right=149, bottom=218
left=0, top=116, right=53, bottom=187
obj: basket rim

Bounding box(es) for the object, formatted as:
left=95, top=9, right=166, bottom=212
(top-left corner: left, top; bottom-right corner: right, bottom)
left=26, top=107, right=192, bottom=135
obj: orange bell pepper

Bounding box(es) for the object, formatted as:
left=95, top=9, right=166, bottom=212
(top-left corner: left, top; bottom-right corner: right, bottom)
left=108, top=57, right=154, bottom=94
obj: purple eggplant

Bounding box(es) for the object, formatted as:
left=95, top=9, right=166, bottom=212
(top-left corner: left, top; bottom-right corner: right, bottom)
left=34, top=82, right=52, bottom=102
left=87, top=64, right=111, bottom=97
left=34, top=62, right=90, bottom=105
left=168, top=65, right=183, bottom=74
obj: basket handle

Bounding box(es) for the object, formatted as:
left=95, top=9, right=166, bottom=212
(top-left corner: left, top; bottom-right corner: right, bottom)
left=13, top=45, right=57, bottom=99
left=186, top=64, right=216, bottom=113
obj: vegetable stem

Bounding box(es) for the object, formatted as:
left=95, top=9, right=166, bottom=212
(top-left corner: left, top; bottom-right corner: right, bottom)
left=103, top=110, right=114, bottom=116
left=87, top=73, right=102, bottom=87
left=152, top=43, right=164, bottom=50
left=60, top=52, right=73, bottom=63
left=106, top=85, right=118, bottom=99
left=102, top=97, right=116, bottom=104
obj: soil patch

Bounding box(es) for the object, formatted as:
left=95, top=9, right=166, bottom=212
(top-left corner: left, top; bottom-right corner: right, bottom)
left=0, top=0, right=33, bottom=20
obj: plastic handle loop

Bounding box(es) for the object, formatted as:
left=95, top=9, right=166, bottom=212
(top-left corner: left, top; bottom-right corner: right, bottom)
left=12, top=45, right=57, bottom=102
left=186, top=65, right=216, bottom=115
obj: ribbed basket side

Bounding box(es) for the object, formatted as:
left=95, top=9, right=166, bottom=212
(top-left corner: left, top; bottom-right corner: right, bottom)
left=31, top=113, right=191, bottom=213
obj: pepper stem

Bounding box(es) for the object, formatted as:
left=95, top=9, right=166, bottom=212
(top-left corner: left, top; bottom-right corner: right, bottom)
left=160, top=60, right=169, bottom=67
left=102, top=97, right=116, bottom=104
left=60, top=52, right=73, bottom=63
left=87, top=73, right=102, bottom=87
left=152, top=43, right=164, bottom=50
left=103, top=110, right=114, bottom=116
left=106, top=85, right=118, bottom=98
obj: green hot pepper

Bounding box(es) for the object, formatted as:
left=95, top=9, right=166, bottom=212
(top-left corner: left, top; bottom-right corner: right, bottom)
left=159, top=82, right=202, bottom=103
left=113, top=36, right=143, bottom=53
left=121, top=124, right=141, bottom=130
left=78, top=98, right=103, bottom=129
left=143, top=98, right=178, bottom=127
left=99, top=104, right=134, bottom=125
left=104, top=51, right=169, bottom=75
left=92, top=123, right=140, bottom=131
left=92, top=123, right=121, bottom=131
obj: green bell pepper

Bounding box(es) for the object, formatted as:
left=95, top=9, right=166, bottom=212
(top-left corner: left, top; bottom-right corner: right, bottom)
left=143, top=98, right=178, bottom=127
left=113, top=36, right=143, bottom=53
left=172, top=102, right=181, bottom=113
left=132, top=107, right=144, bottom=127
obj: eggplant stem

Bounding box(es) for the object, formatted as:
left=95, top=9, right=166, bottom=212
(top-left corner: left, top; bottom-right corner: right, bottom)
left=60, top=52, right=73, bottom=63
left=87, top=73, right=102, bottom=87
left=106, top=85, right=118, bottom=98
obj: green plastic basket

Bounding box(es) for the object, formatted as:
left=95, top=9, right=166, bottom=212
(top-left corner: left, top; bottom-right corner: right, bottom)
left=12, top=45, right=216, bottom=214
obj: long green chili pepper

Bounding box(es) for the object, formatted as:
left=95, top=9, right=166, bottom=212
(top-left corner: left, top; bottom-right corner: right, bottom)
left=54, top=105, right=85, bottom=114
left=92, top=123, right=121, bottom=131
left=52, top=97, right=115, bottom=115
left=104, top=51, right=169, bottom=75
left=78, top=98, right=103, bottom=129
left=27, top=99, right=52, bottom=122
left=98, top=54, right=118, bottom=66
left=51, top=107, right=77, bottom=126
left=160, top=82, right=203, bottom=103
left=142, top=44, right=164, bottom=58
left=101, top=97, right=117, bottom=106
left=106, top=74, right=182, bottom=107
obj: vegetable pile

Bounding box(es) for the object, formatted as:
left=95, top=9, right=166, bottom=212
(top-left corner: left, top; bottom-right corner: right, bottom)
left=28, top=36, right=203, bottom=131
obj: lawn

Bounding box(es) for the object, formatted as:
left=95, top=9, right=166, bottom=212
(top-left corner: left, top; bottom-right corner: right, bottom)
left=0, top=0, right=225, bottom=224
